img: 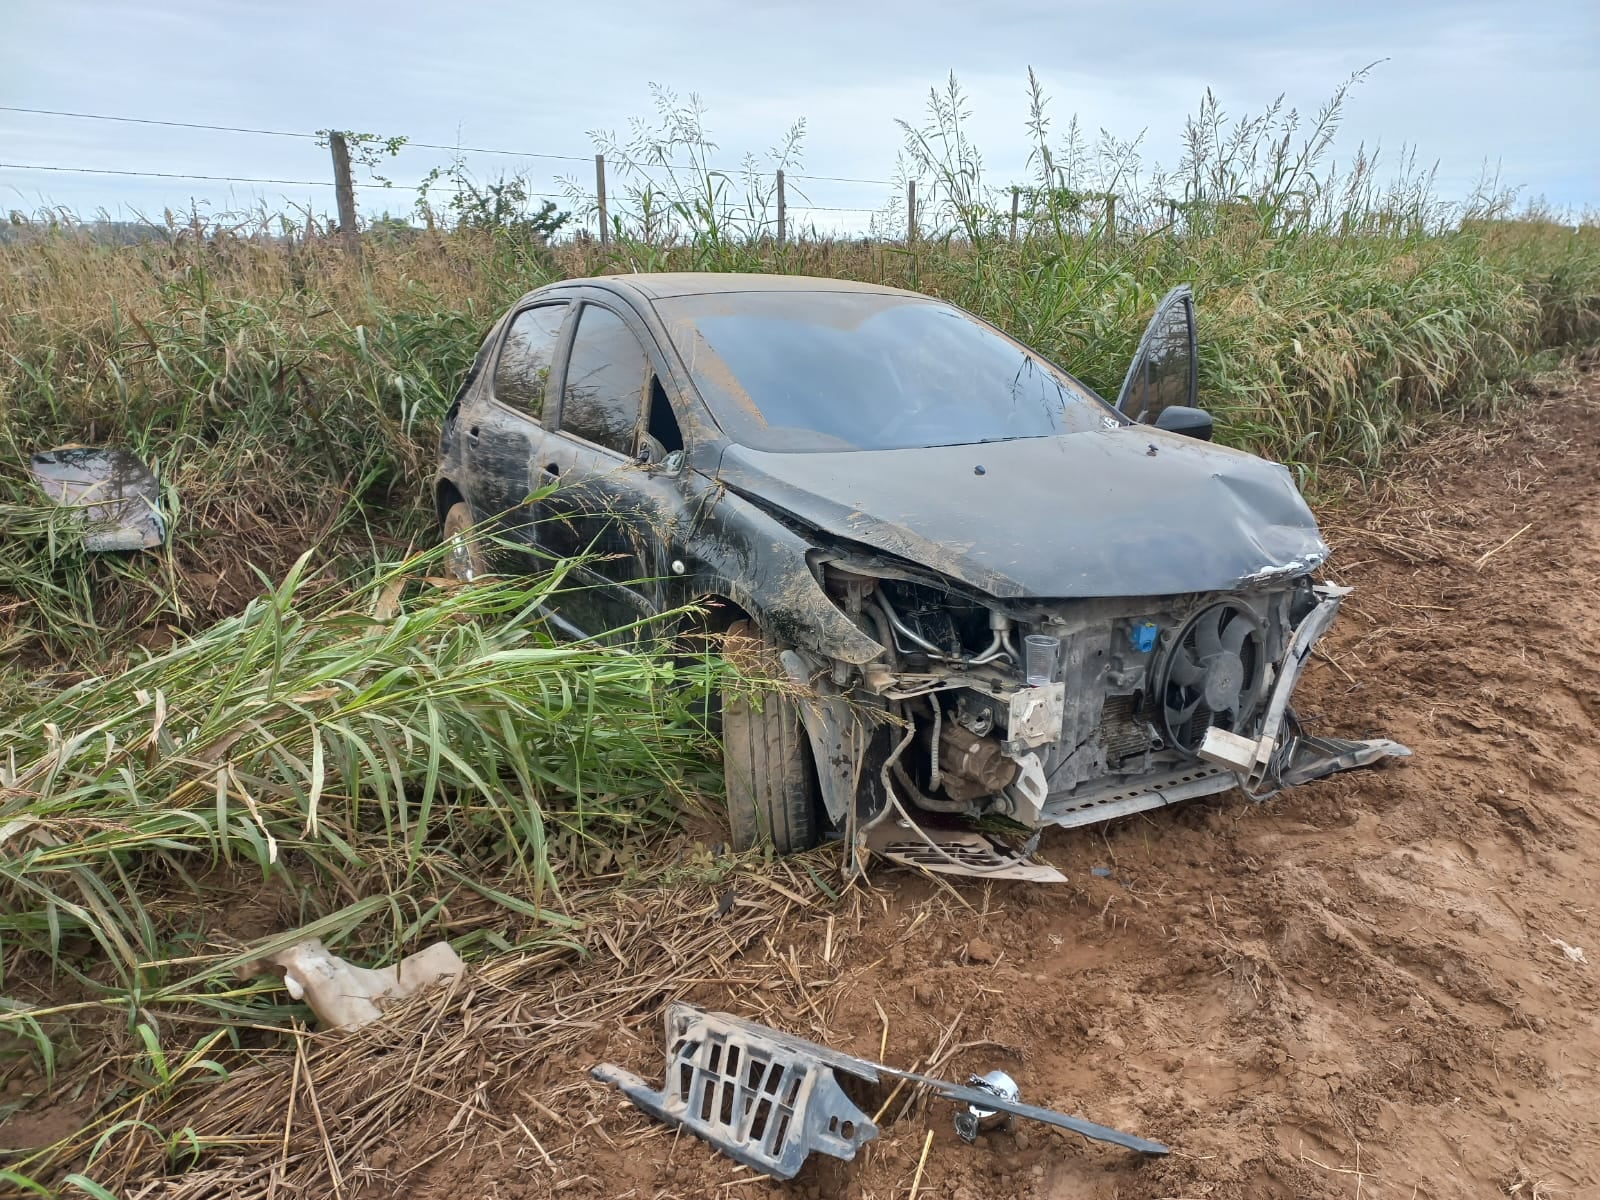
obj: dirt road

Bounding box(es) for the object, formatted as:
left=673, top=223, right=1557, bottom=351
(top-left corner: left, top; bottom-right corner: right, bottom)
left=404, top=371, right=1600, bottom=1200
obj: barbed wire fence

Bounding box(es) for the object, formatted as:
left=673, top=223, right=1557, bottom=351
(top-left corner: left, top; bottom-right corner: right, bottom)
left=0, top=103, right=931, bottom=253
left=0, top=102, right=1172, bottom=264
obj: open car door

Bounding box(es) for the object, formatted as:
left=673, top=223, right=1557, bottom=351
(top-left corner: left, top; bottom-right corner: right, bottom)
left=1116, top=285, right=1197, bottom=425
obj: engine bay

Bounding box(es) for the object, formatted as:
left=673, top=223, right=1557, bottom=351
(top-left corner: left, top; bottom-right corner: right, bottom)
left=809, top=555, right=1395, bottom=841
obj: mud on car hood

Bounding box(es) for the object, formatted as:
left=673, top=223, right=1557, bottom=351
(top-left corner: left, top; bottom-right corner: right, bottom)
left=716, top=427, right=1329, bottom=599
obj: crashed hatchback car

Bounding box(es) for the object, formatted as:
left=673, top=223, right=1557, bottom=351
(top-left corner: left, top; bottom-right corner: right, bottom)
left=435, top=274, right=1405, bottom=877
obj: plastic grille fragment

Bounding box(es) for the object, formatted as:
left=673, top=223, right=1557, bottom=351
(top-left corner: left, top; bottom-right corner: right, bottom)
left=592, top=1004, right=878, bottom=1180
left=594, top=1004, right=1171, bottom=1180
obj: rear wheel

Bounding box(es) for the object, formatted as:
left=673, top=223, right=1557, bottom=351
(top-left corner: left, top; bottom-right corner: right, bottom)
left=720, top=620, right=822, bottom=854
left=441, top=500, right=490, bottom=583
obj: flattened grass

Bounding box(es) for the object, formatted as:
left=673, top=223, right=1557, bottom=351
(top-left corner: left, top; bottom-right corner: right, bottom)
left=1, top=543, right=724, bottom=1080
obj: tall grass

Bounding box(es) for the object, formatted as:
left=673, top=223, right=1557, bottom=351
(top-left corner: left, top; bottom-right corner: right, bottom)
left=0, top=526, right=742, bottom=1191
left=3, top=77, right=1597, bottom=663
left=0, top=541, right=722, bottom=1068
left=0, top=230, right=501, bottom=667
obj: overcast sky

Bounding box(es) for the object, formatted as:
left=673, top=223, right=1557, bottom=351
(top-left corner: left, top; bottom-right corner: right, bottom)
left=2, top=0, right=1595, bottom=233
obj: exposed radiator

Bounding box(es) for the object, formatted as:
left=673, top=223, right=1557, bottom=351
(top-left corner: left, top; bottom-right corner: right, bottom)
left=1098, top=694, right=1154, bottom=767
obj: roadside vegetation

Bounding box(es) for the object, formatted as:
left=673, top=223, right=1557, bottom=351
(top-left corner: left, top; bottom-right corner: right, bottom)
left=1, top=72, right=1597, bottom=1195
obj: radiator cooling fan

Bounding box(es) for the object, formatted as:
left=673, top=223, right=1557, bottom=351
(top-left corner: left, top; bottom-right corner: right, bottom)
left=1157, top=602, right=1269, bottom=754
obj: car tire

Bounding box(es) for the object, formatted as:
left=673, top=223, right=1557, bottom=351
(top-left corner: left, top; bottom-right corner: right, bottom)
left=720, top=619, right=822, bottom=855
left=441, top=500, right=491, bottom=583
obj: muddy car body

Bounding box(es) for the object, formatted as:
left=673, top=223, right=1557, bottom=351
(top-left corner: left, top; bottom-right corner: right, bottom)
left=435, top=274, right=1404, bottom=872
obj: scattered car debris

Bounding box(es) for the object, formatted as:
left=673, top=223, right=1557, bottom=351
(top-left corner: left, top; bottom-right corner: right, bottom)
left=28, top=446, right=165, bottom=551
left=1548, top=937, right=1587, bottom=965
left=865, top=824, right=1065, bottom=883
left=592, top=1003, right=1169, bottom=1180
left=241, top=937, right=465, bottom=1030
left=954, top=1069, right=1020, bottom=1141
left=916, top=1069, right=1168, bottom=1159
left=594, top=1002, right=879, bottom=1179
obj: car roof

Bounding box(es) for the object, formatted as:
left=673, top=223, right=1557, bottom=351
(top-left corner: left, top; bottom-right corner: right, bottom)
left=551, top=272, right=930, bottom=302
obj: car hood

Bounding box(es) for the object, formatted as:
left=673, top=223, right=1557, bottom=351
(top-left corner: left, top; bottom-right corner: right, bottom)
left=715, top=427, right=1329, bottom=599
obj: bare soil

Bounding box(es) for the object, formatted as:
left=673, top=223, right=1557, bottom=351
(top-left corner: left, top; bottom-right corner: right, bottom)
left=392, top=371, right=1600, bottom=1200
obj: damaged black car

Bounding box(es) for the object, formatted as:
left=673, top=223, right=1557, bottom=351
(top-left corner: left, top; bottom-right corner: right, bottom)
left=434, top=274, right=1406, bottom=879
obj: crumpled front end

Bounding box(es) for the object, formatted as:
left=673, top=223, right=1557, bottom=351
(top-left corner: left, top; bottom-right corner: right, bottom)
left=788, top=560, right=1408, bottom=879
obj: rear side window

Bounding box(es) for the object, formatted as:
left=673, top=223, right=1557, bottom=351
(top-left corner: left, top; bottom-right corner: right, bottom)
left=560, top=305, right=650, bottom=455
left=493, top=304, right=567, bottom=416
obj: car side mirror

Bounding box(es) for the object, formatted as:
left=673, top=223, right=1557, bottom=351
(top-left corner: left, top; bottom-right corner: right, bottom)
left=1152, top=406, right=1213, bottom=441
left=636, top=436, right=685, bottom=475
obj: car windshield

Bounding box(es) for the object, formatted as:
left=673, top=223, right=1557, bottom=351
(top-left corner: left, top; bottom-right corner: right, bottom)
left=657, top=291, right=1114, bottom=451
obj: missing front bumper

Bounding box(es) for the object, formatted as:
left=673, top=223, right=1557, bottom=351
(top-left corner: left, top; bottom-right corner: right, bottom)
left=1196, top=584, right=1410, bottom=790
left=826, top=583, right=1410, bottom=880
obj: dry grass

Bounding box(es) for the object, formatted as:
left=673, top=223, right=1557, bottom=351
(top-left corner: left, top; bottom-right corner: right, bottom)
left=2, top=203, right=1596, bottom=671
left=6, top=847, right=847, bottom=1197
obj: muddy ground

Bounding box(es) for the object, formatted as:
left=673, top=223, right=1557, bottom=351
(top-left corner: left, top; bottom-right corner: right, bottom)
left=385, top=373, right=1600, bottom=1200
left=384, top=371, right=1600, bottom=1196
left=21, top=371, right=1594, bottom=1200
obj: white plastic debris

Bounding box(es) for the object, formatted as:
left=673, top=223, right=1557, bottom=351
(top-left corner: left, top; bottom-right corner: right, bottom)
left=1547, top=937, right=1587, bottom=965
left=955, top=1069, right=1021, bottom=1141
left=243, top=937, right=466, bottom=1030
left=1198, top=726, right=1267, bottom=773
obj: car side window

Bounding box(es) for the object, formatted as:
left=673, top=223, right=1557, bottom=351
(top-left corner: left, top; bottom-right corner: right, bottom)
left=493, top=303, right=567, bottom=417
left=560, top=305, right=649, bottom=455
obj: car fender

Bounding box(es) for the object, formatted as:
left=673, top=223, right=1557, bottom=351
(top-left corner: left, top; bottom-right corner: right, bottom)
left=778, top=649, right=868, bottom=826
left=685, top=480, right=885, bottom=667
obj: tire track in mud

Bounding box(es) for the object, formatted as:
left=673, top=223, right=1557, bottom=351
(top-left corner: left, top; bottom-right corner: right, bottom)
left=402, top=372, right=1600, bottom=1200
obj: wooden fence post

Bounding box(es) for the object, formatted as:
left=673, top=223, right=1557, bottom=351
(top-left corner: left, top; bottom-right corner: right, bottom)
left=595, top=153, right=609, bottom=245
left=328, top=131, right=360, bottom=263
left=907, top=180, right=917, bottom=243
left=1010, top=187, right=1019, bottom=242
left=1103, top=193, right=1116, bottom=245
left=776, top=168, right=786, bottom=246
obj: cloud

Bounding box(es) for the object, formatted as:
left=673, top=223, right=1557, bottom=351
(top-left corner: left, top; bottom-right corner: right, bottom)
left=2, top=0, right=1592, bottom=222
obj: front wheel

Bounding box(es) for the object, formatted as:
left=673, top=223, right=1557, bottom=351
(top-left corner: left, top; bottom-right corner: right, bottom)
left=440, top=500, right=490, bottom=583
left=720, top=620, right=822, bottom=855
